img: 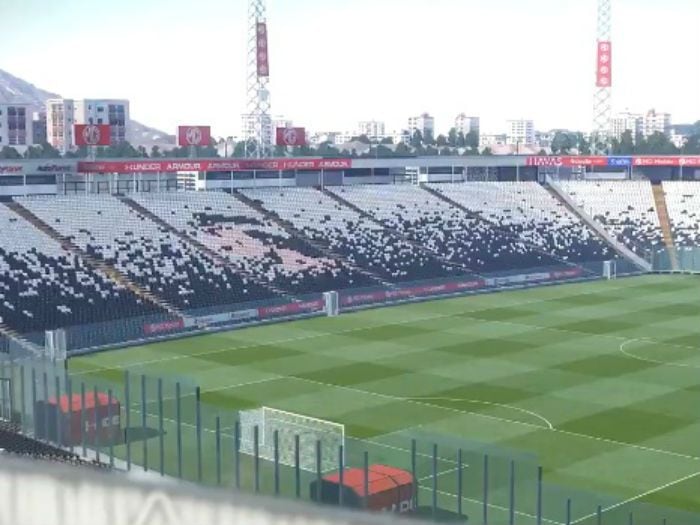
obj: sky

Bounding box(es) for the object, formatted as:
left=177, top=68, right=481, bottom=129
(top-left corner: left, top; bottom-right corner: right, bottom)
left=1, top=0, right=699, bottom=136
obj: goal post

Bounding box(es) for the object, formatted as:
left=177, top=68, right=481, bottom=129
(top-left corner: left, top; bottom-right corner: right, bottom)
left=238, top=406, right=345, bottom=472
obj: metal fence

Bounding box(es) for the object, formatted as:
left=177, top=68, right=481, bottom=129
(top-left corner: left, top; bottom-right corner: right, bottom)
left=0, top=359, right=696, bottom=525
left=651, top=247, right=700, bottom=273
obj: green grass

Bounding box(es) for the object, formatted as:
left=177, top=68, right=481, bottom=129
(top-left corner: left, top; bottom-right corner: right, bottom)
left=68, top=274, right=700, bottom=524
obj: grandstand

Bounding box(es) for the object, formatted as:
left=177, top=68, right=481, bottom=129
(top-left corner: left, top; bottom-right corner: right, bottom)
left=0, top=159, right=699, bottom=524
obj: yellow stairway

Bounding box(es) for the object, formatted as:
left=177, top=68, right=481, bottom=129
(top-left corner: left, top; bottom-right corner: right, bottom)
left=651, top=184, right=679, bottom=271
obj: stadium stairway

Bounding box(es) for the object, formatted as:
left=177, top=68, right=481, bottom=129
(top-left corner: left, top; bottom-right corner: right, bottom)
left=119, top=196, right=292, bottom=300
left=3, top=200, right=182, bottom=319
left=321, top=187, right=479, bottom=276
left=542, top=181, right=653, bottom=271
left=651, top=183, right=680, bottom=271
left=231, top=190, right=395, bottom=289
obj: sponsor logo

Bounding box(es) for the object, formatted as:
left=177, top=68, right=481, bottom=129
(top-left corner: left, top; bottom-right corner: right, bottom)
left=184, top=126, right=203, bottom=146
left=36, top=164, right=73, bottom=172
left=0, top=166, right=22, bottom=174
left=82, top=125, right=103, bottom=146
left=144, top=319, right=184, bottom=335
left=526, top=156, right=563, bottom=167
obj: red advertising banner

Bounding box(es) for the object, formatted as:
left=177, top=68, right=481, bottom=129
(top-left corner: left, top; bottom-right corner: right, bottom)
left=564, top=156, right=608, bottom=167
left=258, top=299, right=324, bottom=319
left=526, top=156, right=608, bottom=167
left=144, top=318, right=184, bottom=335
left=74, top=124, right=111, bottom=146
left=276, top=127, right=307, bottom=147
left=525, top=156, right=564, bottom=167
left=596, top=41, right=612, bottom=88
left=256, top=22, right=270, bottom=77
left=78, top=158, right=353, bottom=174
left=177, top=126, right=211, bottom=147
left=633, top=156, right=700, bottom=167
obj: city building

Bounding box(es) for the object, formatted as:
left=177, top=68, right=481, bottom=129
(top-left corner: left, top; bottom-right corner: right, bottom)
left=47, top=98, right=130, bottom=152
left=0, top=103, right=33, bottom=153
left=357, top=120, right=386, bottom=140
left=506, top=119, right=535, bottom=146
left=408, top=113, right=435, bottom=140
left=46, top=99, right=75, bottom=153
left=670, top=128, right=688, bottom=149
left=642, top=109, right=672, bottom=137
left=454, top=114, right=480, bottom=137
left=32, top=111, right=47, bottom=145
left=479, top=133, right=507, bottom=148
left=242, top=113, right=273, bottom=149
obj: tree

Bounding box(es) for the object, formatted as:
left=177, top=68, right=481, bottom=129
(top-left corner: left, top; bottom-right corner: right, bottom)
left=464, top=131, right=479, bottom=149
left=375, top=145, right=393, bottom=158
left=317, top=142, right=341, bottom=157
left=150, top=146, right=162, bottom=158
left=137, top=146, right=148, bottom=157
left=639, top=132, right=678, bottom=155
left=436, top=134, right=448, bottom=147
left=380, top=137, right=394, bottom=145
left=482, top=147, right=493, bottom=156
left=457, top=131, right=467, bottom=148
left=0, top=146, right=21, bottom=159
left=394, top=142, right=412, bottom=156
left=551, top=132, right=574, bottom=154
left=448, top=128, right=458, bottom=147
left=410, top=130, right=423, bottom=149
left=682, top=133, right=700, bottom=154
left=423, top=130, right=435, bottom=146
left=351, top=134, right=371, bottom=145
left=612, top=130, right=635, bottom=155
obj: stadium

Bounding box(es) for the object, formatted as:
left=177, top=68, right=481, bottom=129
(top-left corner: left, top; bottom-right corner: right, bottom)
left=1, top=151, right=700, bottom=525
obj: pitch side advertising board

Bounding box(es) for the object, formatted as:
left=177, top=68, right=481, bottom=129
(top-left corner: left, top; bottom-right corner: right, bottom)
left=78, top=158, right=352, bottom=173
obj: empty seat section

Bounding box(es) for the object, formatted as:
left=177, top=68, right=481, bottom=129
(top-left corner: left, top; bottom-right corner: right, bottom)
left=335, top=184, right=560, bottom=272
left=133, top=192, right=373, bottom=293
left=0, top=204, right=159, bottom=334
left=561, top=181, right=664, bottom=256
left=243, top=188, right=457, bottom=282
left=662, top=181, right=700, bottom=247
left=17, top=195, right=277, bottom=311
left=432, top=182, right=613, bottom=263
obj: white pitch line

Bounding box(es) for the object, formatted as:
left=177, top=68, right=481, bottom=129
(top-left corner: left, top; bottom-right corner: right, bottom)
left=570, top=470, right=700, bottom=524
left=619, top=338, right=700, bottom=370
left=407, top=396, right=554, bottom=430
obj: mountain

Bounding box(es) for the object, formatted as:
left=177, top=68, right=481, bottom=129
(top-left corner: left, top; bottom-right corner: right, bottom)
left=0, top=69, right=176, bottom=149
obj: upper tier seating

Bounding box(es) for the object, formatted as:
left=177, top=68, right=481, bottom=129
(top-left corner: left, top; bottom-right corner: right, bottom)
left=662, top=181, right=700, bottom=247
left=17, top=196, right=277, bottom=311
left=430, top=182, right=613, bottom=263
left=242, top=188, right=459, bottom=282
left=560, top=181, right=664, bottom=255
left=332, top=184, right=562, bottom=273
left=0, top=204, right=159, bottom=335
left=133, top=192, right=374, bottom=293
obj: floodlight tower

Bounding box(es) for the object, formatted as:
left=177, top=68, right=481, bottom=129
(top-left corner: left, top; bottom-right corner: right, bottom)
left=592, top=0, right=612, bottom=152
left=244, top=0, right=271, bottom=158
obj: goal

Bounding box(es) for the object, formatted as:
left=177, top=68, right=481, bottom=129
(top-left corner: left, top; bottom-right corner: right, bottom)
left=238, top=407, right=345, bottom=473
left=603, top=260, right=617, bottom=280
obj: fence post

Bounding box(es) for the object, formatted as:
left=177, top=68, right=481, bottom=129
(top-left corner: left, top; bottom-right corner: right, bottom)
left=54, top=376, right=61, bottom=447
left=124, top=371, right=131, bottom=471
left=234, top=420, right=241, bottom=490
left=175, top=381, right=182, bottom=479
left=536, top=466, right=543, bottom=525
left=107, top=389, right=114, bottom=468
left=483, top=454, right=489, bottom=525
left=316, top=440, right=323, bottom=503
left=196, top=386, right=202, bottom=483
left=66, top=378, right=73, bottom=454
left=80, top=382, right=86, bottom=457
left=566, top=498, right=572, bottom=525
left=42, top=372, right=49, bottom=443
left=509, top=460, right=515, bottom=525
left=363, top=451, right=369, bottom=510
left=141, top=374, right=147, bottom=472
left=19, top=365, right=25, bottom=432
left=338, top=444, right=344, bottom=507
left=457, top=448, right=463, bottom=518
left=253, top=425, right=260, bottom=493
left=216, top=416, right=222, bottom=486
left=273, top=430, right=280, bottom=496
left=597, top=505, right=602, bottom=525
left=93, top=385, right=100, bottom=463
left=411, top=439, right=418, bottom=510
left=30, top=367, right=37, bottom=436
left=432, top=443, right=438, bottom=520
left=158, top=378, right=164, bottom=476
left=294, top=434, right=301, bottom=499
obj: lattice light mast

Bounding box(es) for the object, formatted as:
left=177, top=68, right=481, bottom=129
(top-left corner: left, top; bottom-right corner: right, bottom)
left=592, top=0, right=612, bottom=153
left=244, top=0, right=271, bottom=158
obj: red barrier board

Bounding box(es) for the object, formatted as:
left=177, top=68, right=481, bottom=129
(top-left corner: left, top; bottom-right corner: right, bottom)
left=78, top=158, right=352, bottom=174
left=144, top=319, right=184, bottom=335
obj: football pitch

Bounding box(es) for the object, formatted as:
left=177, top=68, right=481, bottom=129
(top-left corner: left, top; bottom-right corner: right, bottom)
left=69, top=274, right=700, bottom=524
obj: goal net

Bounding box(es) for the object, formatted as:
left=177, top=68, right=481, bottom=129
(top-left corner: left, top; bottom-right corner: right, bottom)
left=239, top=407, right=345, bottom=473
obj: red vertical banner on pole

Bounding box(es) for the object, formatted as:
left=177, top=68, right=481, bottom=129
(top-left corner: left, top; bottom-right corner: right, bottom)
left=596, top=41, right=612, bottom=87
left=256, top=22, right=269, bottom=77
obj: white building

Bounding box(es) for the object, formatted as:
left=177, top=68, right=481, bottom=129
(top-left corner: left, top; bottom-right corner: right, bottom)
left=408, top=113, right=435, bottom=140
left=357, top=120, right=386, bottom=140
left=242, top=113, right=273, bottom=149
left=670, top=128, right=688, bottom=149
left=0, top=103, right=33, bottom=153
left=46, top=99, right=75, bottom=152
left=642, top=109, right=671, bottom=137
left=47, top=98, right=129, bottom=152
left=506, top=119, right=535, bottom=145
left=455, top=114, right=480, bottom=136
left=479, top=133, right=507, bottom=148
